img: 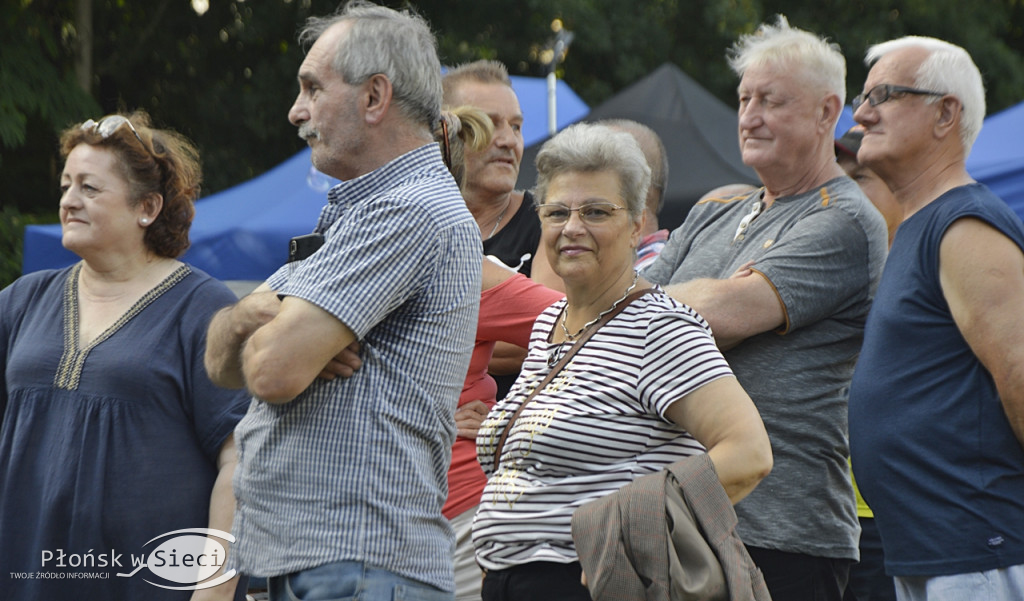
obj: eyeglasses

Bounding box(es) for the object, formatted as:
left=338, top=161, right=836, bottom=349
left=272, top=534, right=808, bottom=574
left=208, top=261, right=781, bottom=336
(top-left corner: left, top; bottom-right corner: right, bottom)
left=852, top=84, right=947, bottom=111
left=81, top=115, right=145, bottom=145
left=536, top=202, right=626, bottom=225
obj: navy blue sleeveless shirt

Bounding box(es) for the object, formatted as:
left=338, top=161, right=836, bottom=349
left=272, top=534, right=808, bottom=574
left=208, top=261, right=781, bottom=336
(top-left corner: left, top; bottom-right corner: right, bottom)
left=849, top=183, right=1024, bottom=577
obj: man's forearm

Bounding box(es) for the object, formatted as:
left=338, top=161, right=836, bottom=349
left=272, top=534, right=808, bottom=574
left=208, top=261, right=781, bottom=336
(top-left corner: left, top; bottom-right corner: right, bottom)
left=1000, top=390, right=1024, bottom=451
left=664, top=278, right=754, bottom=348
left=204, top=304, right=249, bottom=389
left=204, top=289, right=283, bottom=389
left=663, top=271, right=785, bottom=350
left=991, top=361, right=1024, bottom=450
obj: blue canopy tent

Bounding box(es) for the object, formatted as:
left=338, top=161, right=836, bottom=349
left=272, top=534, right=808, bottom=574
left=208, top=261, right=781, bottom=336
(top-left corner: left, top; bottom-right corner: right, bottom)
left=966, top=100, right=1024, bottom=218
left=22, top=75, right=589, bottom=281
left=835, top=105, right=856, bottom=138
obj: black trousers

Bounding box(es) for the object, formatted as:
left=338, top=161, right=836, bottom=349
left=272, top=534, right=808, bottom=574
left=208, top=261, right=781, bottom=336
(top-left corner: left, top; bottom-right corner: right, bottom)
left=843, top=518, right=897, bottom=601
left=482, top=561, right=592, bottom=601
left=747, top=545, right=853, bottom=601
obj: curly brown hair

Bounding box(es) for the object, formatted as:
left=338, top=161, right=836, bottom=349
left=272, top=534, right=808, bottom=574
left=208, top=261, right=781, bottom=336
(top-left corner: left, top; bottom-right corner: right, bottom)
left=59, top=110, right=201, bottom=258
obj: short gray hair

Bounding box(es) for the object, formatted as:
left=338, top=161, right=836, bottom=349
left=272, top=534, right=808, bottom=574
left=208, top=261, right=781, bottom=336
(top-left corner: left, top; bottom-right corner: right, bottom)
left=727, top=15, right=846, bottom=106
left=299, top=1, right=442, bottom=129
left=865, top=36, right=985, bottom=153
left=533, top=122, right=651, bottom=222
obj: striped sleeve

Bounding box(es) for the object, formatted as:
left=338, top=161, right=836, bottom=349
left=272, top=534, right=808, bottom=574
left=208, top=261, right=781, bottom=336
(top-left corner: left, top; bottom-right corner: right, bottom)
left=639, top=306, right=734, bottom=418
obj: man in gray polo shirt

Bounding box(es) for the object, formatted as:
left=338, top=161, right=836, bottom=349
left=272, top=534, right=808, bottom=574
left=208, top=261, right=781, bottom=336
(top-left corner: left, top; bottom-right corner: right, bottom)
left=204, top=2, right=480, bottom=599
left=644, top=16, right=887, bottom=601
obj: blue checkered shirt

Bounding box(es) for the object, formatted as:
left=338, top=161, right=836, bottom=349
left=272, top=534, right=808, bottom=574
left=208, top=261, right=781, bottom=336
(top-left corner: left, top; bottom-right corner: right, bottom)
left=229, top=143, right=481, bottom=592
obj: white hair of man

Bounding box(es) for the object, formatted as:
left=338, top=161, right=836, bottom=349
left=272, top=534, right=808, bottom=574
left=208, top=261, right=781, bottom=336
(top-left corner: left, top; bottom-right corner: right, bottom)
left=727, top=14, right=846, bottom=107
left=865, top=36, right=986, bottom=154
left=533, top=123, right=651, bottom=223
left=299, top=0, right=442, bottom=130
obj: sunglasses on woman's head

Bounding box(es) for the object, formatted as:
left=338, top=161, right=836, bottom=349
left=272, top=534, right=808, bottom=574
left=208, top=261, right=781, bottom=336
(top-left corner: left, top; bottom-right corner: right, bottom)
left=81, top=115, right=144, bottom=145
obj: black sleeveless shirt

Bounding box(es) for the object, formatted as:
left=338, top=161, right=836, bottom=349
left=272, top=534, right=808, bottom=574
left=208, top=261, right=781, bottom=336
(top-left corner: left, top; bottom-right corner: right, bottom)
left=481, top=190, right=540, bottom=276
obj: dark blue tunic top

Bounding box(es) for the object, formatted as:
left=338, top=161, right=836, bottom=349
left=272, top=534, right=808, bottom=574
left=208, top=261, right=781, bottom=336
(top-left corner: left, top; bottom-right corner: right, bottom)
left=0, top=263, right=250, bottom=599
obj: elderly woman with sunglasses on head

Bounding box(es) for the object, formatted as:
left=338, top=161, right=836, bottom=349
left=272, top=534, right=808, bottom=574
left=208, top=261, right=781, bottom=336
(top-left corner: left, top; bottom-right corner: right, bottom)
left=472, top=122, right=773, bottom=601
left=0, top=111, right=249, bottom=600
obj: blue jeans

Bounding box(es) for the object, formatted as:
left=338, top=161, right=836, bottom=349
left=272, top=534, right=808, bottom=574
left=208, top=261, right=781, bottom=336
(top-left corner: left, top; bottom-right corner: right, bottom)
left=269, top=561, right=454, bottom=601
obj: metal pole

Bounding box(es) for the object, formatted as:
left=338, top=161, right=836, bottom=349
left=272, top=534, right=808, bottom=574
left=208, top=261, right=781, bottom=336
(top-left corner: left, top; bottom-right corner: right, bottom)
left=547, top=71, right=557, bottom=136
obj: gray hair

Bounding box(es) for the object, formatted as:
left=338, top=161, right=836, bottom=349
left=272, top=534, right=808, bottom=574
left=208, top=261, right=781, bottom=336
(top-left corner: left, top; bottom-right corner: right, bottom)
left=299, top=1, right=442, bottom=129
left=533, top=122, right=651, bottom=222
left=865, top=36, right=985, bottom=153
left=727, top=15, right=846, bottom=106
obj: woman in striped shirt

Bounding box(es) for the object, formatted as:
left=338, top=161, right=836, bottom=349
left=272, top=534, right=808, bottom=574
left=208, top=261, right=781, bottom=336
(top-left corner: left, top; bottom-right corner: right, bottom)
left=473, top=122, right=773, bottom=601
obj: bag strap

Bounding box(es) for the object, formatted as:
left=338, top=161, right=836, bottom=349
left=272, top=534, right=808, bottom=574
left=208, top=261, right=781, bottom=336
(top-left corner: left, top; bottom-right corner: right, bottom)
left=491, top=288, right=655, bottom=472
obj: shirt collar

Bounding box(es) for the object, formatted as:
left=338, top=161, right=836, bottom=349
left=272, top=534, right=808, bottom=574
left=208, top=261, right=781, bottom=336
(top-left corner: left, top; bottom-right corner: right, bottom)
left=315, top=142, right=445, bottom=233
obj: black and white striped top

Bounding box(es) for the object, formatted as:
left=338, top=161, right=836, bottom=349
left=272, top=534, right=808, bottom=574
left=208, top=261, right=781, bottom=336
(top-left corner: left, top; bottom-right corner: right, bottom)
left=472, top=289, right=733, bottom=570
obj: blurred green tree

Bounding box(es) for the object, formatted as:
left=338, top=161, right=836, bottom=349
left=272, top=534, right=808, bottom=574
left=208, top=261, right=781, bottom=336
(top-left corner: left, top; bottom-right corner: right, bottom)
left=2, top=0, right=1023, bottom=286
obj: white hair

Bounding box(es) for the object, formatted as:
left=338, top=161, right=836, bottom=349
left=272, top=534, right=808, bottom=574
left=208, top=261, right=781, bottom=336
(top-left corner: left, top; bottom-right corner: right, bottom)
left=727, top=15, right=846, bottom=106
left=865, top=36, right=985, bottom=153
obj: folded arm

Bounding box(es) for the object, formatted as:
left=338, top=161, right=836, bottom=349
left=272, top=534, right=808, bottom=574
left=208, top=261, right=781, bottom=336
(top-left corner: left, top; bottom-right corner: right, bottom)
left=241, top=295, right=358, bottom=403
left=663, top=265, right=785, bottom=349
left=204, top=283, right=279, bottom=389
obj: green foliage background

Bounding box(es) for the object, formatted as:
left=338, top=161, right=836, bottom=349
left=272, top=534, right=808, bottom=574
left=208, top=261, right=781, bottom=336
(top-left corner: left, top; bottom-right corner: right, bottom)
left=2, top=0, right=1023, bottom=288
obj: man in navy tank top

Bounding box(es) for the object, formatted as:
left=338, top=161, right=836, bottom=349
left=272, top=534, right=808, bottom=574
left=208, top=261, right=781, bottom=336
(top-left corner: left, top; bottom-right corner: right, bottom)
left=848, top=36, right=1024, bottom=601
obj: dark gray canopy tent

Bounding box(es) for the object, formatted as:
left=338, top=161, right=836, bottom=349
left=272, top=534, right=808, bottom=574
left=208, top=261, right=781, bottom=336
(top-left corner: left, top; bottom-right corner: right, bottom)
left=516, top=62, right=759, bottom=231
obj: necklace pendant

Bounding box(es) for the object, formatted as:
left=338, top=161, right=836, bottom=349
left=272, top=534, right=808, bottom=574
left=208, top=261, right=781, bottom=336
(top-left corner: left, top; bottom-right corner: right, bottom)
left=547, top=341, right=569, bottom=368
left=486, top=198, right=513, bottom=240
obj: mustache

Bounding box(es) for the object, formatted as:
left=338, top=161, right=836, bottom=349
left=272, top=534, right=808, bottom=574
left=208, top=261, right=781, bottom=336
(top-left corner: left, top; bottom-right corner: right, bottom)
left=484, top=150, right=518, bottom=163
left=298, top=124, right=320, bottom=142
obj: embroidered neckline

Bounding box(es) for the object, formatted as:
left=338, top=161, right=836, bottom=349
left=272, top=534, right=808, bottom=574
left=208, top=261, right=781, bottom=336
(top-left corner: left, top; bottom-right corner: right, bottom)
left=53, top=262, right=191, bottom=390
